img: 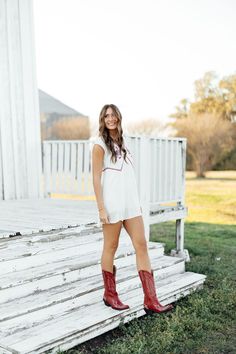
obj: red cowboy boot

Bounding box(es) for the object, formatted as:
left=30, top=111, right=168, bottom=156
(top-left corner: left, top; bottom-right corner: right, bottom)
left=138, top=269, right=173, bottom=314
left=102, top=264, right=130, bottom=310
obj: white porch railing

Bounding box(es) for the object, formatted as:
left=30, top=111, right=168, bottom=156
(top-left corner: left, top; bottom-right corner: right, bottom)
left=42, top=136, right=188, bottom=260
left=42, top=140, right=93, bottom=196
left=125, top=136, right=186, bottom=205
left=42, top=136, right=186, bottom=203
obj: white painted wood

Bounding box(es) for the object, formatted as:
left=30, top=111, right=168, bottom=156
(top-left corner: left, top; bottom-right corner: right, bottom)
left=0, top=345, right=17, bottom=354
left=177, top=141, right=182, bottom=199
left=139, top=136, right=150, bottom=241
left=83, top=142, right=90, bottom=194
left=0, top=0, right=17, bottom=200
left=0, top=237, right=134, bottom=275
left=181, top=139, right=187, bottom=204
left=8, top=0, right=27, bottom=199
left=0, top=199, right=100, bottom=238
left=0, top=0, right=42, bottom=200
left=0, top=199, right=188, bottom=239
left=19, top=0, right=42, bottom=199
left=70, top=142, right=77, bottom=194
left=0, top=256, right=184, bottom=321
left=0, top=236, right=163, bottom=280
left=152, top=138, right=157, bottom=202
left=57, top=142, right=65, bottom=193
left=0, top=139, right=3, bottom=200
left=169, top=139, right=174, bottom=200
left=1, top=271, right=196, bottom=337
left=0, top=231, right=104, bottom=263
left=172, top=140, right=177, bottom=198
left=0, top=244, right=164, bottom=305
left=42, top=137, right=187, bottom=209
left=0, top=242, right=163, bottom=292
left=51, top=143, right=58, bottom=193
left=43, top=143, right=51, bottom=197
left=64, top=142, right=70, bottom=193
left=0, top=272, right=206, bottom=354
left=164, top=139, right=168, bottom=201
left=0, top=227, right=162, bottom=265
left=157, top=138, right=162, bottom=201
left=0, top=198, right=205, bottom=353
left=43, top=141, right=95, bottom=197
left=149, top=206, right=187, bottom=224
left=40, top=136, right=187, bottom=262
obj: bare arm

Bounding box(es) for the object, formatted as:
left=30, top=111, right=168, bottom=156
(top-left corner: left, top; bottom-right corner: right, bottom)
left=92, top=144, right=105, bottom=210
left=92, top=144, right=109, bottom=223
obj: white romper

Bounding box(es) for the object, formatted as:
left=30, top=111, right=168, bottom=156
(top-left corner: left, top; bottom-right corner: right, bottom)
left=93, top=134, right=142, bottom=224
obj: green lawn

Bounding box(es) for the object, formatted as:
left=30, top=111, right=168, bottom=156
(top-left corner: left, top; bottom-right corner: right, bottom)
left=185, top=170, right=236, bottom=225
left=63, top=171, right=236, bottom=354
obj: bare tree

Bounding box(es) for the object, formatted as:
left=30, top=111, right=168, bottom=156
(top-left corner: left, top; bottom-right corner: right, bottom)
left=125, top=118, right=169, bottom=137
left=51, top=116, right=90, bottom=140
left=172, top=113, right=235, bottom=177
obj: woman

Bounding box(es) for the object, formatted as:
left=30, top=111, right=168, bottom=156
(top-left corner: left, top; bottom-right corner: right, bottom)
left=92, top=104, right=173, bottom=314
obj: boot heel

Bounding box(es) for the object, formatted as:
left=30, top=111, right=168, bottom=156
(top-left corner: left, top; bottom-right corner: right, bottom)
left=144, top=307, right=154, bottom=315
left=103, top=298, right=111, bottom=307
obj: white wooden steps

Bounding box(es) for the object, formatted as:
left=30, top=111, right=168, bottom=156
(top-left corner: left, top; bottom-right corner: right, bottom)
left=0, top=226, right=206, bottom=354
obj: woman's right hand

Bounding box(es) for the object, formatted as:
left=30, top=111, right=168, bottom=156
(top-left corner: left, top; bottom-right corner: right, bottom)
left=99, top=208, right=110, bottom=224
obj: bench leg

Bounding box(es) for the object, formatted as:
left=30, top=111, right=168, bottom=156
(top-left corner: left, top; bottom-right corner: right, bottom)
left=170, top=218, right=190, bottom=262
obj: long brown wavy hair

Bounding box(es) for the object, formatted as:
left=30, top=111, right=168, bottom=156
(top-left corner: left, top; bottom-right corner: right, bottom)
left=99, top=104, right=128, bottom=163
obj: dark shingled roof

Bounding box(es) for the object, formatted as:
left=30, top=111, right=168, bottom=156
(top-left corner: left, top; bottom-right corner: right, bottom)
left=39, top=89, right=85, bottom=116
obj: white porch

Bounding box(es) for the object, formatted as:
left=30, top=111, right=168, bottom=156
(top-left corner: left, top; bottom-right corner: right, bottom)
left=0, top=198, right=98, bottom=238
left=0, top=198, right=205, bottom=354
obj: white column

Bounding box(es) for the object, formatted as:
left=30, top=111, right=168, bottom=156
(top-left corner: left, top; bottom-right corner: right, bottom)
left=0, top=0, right=42, bottom=200
left=171, top=140, right=190, bottom=262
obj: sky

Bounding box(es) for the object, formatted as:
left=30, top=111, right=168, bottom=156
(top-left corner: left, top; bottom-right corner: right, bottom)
left=33, top=0, right=236, bottom=127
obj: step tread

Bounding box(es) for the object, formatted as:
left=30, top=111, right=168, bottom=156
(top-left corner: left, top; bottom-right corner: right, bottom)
left=0, top=241, right=164, bottom=289
left=0, top=271, right=206, bottom=353
left=0, top=228, right=164, bottom=274
left=0, top=227, right=133, bottom=262
left=0, top=254, right=185, bottom=321
left=0, top=225, right=165, bottom=263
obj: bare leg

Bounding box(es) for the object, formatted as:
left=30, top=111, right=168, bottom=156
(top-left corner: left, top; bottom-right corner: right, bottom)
left=101, top=220, right=123, bottom=272
left=123, top=216, right=173, bottom=313
left=123, top=215, right=151, bottom=272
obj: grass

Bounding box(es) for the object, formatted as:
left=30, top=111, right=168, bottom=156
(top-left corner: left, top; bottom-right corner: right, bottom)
left=60, top=171, right=236, bottom=354
left=185, top=170, right=236, bottom=225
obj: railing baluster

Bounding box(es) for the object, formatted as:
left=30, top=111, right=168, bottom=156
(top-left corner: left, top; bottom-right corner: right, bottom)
left=51, top=143, right=57, bottom=193
left=64, top=142, right=70, bottom=194
left=77, top=142, right=83, bottom=194
left=58, top=143, right=64, bottom=193
left=84, top=142, right=90, bottom=194
left=43, top=142, right=51, bottom=197
left=157, top=139, right=161, bottom=203
left=42, top=137, right=186, bottom=205
left=70, top=142, right=77, bottom=194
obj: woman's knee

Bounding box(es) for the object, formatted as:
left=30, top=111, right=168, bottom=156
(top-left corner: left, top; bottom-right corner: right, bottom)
left=103, top=242, right=119, bottom=254
left=134, top=238, right=148, bottom=254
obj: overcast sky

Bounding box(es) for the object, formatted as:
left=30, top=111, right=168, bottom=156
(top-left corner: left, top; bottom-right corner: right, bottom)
left=33, top=0, right=236, bottom=126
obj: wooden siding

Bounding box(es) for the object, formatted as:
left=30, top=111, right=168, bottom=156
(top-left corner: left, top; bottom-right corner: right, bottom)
left=0, top=0, right=42, bottom=200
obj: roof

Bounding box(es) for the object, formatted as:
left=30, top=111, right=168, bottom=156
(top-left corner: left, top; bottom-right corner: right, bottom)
left=39, top=89, right=85, bottom=116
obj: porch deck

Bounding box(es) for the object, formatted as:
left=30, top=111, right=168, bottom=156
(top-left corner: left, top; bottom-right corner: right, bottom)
left=0, top=198, right=206, bottom=354
left=0, top=198, right=98, bottom=239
